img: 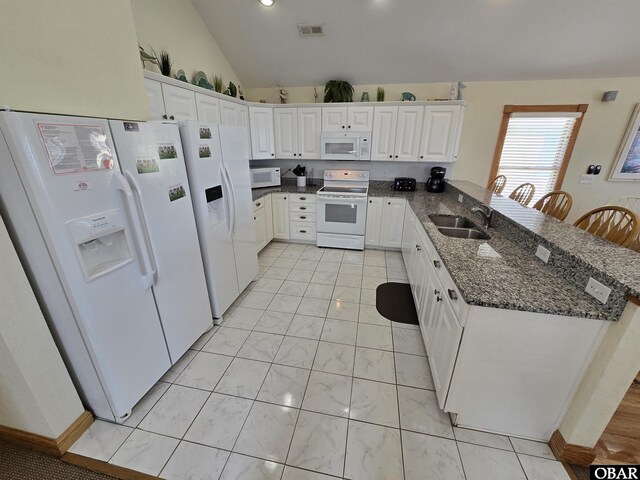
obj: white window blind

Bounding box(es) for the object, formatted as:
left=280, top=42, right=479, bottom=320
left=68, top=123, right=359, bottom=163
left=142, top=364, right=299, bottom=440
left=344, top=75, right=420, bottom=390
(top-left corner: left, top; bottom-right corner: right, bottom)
left=497, top=112, right=580, bottom=205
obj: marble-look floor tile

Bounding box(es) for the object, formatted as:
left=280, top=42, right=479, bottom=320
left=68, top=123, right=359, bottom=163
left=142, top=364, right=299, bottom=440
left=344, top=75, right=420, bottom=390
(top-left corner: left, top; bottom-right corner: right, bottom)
left=364, top=249, right=385, bottom=258
left=359, top=288, right=376, bottom=306
left=240, top=291, right=276, bottom=310
left=349, top=378, right=399, bottom=427
left=160, top=349, right=196, bottom=383
left=268, top=294, right=302, bottom=314
left=287, top=269, right=315, bottom=283
left=109, top=429, right=179, bottom=476
left=361, top=276, right=387, bottom=289
left=356, top=323, right=393, bottom=351
left=252, top=277, right=285, bottom=294
left=191, top=326, right=218, bottom=350
left=358, top=304, right=391, bottom=326
left=457, top=442, right=527, bottom=480
left=274, top=336, right=319, bottom=369
left=363, top=256, right=386, bottom=267
left=234, top=402, right=298, bottom=462
left=68, top=420, right=133, bottom=461
left=138, top=384, right=209, bottom=438
left=385, top=256, right=404, bottom=268
left=264, top=267, right=292, bottom=280
left=510, top=437, right=556, bottom=459
left=342, top=253, right=364, bottom=265
left=175, top=351, right=233, bottom=390
left=321, top=318, right=358, bottom=345
left=363, top=265, right=387, bottom=278
left=517, top=454, right=571, bottom=480
left=214, top=357, right=270, bottom=399
left=313, top=342, right=355, bottom=376
left=332, top=285, right=361, bottom=303
left=392, top=328, right=427, bottom=356
left=258, top=256, right=276, bottom=267
left=453, top=427, right=513, bottom=451
left=295, top=259, right=319, bottom=271
left=321, top=251, right=344, bottom=263
left=335, top=273, right=362, bottom=288
left=220, top=453, right=284, bottom=480
left=300, top=250, right=323, bottom=261
left=310, top=270, right=338, bottom=285
left=326, top=300, right=359, bottom=322
left=123, top=382, right=170, bottom=427
left=344, top=420, right=403, bottom=480
left=278, top=280, right=309, bottom=296
left=353, top=347, right=396, bottom=383
left=387, top=267, right=408, bottom=281
left=184, top=393, right=253, bottom=450
left=339, top=264, right=363, bottom=276
left=202, top=327, right=250, bottom=357
left=224, top=307, right=264, bottom=330
left=237, top=331, right=283, bottom=362
left=160, top=441, right=229, bottom=480
left=287, top=411, right=348, bottom=477
left=397, top=386, right=454, bottom=439
left=302, top=371, right=352, bottom=417
left=279, top=250, right=303, bottom=260
left=402, top=430, right=465, bottom=480
left=254, top=310, right=294, bottom=335
left=296, top=297, right=330, bottom=317
left=257, top=364, right=310, bottom=408
left=286, top=314, right=325, bottom=339
left=315, top=261, right=340, bottom=273
left=282, top=466, right=337, bottom=480
left=394, top=352, right=434, bottom=390
left=273, top=257, right=297, bottom=269
left=304, top=283, right=334, bottom=300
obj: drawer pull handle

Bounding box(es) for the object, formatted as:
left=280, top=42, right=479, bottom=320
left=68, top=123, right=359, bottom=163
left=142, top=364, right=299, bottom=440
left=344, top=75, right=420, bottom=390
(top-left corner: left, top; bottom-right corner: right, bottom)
left=300, top=216, right=307, bottom=219
left=448, top=289, right=458, bottom=301
left=434, top=289, right=439, bottom=295
left=300, top=197, right=306, bottom=200
left=433, top=260, right=441, bottom=268
left=300, top=230, right=307, bottom=233
left=256, top=202, right=261, bottom=207
left=436, top=295, right=442, bottom=302
left=300, top=207, right=306, bottom=210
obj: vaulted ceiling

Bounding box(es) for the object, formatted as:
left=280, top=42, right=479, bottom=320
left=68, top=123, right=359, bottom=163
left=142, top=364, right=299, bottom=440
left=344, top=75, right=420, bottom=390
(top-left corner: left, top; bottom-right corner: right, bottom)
left=192, top=0, right=640, bottom=88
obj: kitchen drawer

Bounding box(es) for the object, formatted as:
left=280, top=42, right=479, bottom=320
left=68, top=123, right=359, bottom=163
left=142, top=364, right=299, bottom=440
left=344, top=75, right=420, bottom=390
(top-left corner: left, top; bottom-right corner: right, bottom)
left=290, top=221, right=316, bottom=241
left=290, top=202, right=316, bottom=214
left=289, top=193, right=315, bottom=204
left=291, top=212, right=316, bottom=222
left=253, top=197, right=267, bottom=212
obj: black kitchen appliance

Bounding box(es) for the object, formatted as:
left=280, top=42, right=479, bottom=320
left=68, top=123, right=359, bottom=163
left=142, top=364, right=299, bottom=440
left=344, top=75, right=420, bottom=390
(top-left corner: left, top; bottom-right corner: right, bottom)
left=425, top=166, right=446, bottom=193
left=393, top=177, right=416, bottom=191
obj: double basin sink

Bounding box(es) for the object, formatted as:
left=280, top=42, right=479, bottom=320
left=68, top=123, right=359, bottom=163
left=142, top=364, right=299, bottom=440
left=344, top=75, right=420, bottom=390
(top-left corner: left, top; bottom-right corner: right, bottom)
left=429, top=214, right=490, bottom=240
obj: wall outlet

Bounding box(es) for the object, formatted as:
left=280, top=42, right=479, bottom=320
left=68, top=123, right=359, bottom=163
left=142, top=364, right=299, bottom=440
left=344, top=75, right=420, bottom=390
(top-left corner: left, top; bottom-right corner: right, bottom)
left=458, top=194, right=464, bottom=203
left=580, top=175, right=593, bottom=184
left=585, top=277, right=611, bottom=304
left=535, top=245, right=551, bottom=263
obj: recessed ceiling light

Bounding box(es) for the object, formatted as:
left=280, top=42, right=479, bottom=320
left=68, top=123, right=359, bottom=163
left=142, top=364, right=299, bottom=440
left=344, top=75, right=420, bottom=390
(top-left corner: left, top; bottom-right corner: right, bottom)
left=259, top=0, right=274, bottom=6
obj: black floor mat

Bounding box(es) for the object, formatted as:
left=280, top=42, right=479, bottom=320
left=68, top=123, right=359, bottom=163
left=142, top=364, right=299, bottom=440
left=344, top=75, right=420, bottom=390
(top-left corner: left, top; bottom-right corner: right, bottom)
left=376, top=282, right=419, bottom=325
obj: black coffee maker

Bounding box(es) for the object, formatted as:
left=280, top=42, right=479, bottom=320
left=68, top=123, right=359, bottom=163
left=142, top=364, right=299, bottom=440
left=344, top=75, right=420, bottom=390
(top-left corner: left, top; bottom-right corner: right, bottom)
left=426, top=166, right=446, bottom=193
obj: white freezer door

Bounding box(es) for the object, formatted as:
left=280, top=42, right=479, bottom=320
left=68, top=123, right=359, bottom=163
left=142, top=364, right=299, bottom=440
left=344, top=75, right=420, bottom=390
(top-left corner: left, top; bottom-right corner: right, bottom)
left=219, top=125, right=259, bottom=291
left=109, top=121, right=213, bottom=362
left=180, top=121, right=239, bottom=318
left=0, top=112, right=171, bottom=421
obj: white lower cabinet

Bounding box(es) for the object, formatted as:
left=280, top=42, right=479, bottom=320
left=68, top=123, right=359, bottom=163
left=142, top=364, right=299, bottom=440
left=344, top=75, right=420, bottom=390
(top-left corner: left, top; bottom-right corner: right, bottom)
left=289, top=194, right=316, bottom=242
left=253, top=197, right=271, bottom=252
left=365, top=197, right=405, bottom=248
left=365, top=197, right=383, bottom=246
left=271, top=193, right=290, bottom=240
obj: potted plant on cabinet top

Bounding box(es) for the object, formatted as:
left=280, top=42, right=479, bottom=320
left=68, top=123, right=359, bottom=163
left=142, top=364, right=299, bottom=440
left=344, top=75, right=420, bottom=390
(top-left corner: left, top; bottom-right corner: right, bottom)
left=324, top=80, right=354, bottom=102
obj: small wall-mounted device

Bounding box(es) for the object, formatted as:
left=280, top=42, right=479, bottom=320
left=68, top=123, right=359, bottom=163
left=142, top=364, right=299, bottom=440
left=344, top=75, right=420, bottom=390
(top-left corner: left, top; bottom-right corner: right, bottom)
left=602, top=91, right=618, bottom=102
left=586, top=165, right=603, bottom=175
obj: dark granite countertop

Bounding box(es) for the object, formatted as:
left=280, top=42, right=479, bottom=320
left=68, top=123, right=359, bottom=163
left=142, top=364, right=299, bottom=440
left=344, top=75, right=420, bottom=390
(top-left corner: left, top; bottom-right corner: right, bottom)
left=251, top=182, right=321, bottom=201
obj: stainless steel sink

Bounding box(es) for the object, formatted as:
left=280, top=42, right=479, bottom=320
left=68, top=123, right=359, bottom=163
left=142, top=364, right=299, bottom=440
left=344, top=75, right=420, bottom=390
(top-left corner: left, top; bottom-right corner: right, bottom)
left=437, top=227, right=491, bottom=240
left=429, top=214, right=478, bottom=229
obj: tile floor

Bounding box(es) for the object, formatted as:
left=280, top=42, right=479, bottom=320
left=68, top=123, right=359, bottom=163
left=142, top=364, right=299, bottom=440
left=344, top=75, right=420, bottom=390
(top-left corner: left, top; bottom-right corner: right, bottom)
left=69, top=242, right=571, bottom=480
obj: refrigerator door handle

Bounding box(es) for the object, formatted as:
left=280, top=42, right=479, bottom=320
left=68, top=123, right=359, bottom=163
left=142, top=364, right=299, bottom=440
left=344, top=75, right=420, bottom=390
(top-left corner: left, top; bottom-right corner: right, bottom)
left=124, top=171, right=159, bottom=286
left=220, top=164, right=234, bottom=238
left=224, top=164, right=238, bottom=237
left=112, top=173, right=154, bottom=290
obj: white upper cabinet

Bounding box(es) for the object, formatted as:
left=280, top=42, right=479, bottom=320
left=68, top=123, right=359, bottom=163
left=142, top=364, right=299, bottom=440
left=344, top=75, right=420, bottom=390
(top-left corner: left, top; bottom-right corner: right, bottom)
left=274, top=108, right=298, bottom=159
left=395, top=106, right=424, bottom=161
left=371, top=106, right=398, bottom=161
left=249, top=106, right=275, bottom=159
left=144, top=78, right=166, bottom=121
left=419, top=105, right=464, bottom=163
left=195, top=93, right=221, bottom=124
left=220, top=100, right=246, bottom=127
left=297, top=107, right=321, bottom=159
left=161, top=83, right=197, bottom=121
left=322, top=106, right=373, bottom=131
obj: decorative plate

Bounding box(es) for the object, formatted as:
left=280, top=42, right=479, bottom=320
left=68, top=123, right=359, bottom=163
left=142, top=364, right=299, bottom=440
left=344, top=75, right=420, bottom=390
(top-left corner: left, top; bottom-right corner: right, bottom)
left=192, top=71, right=213, bottom=90
left=175, top=69, right=188, bottom=82
left=402, top=92, right=416, bottom=101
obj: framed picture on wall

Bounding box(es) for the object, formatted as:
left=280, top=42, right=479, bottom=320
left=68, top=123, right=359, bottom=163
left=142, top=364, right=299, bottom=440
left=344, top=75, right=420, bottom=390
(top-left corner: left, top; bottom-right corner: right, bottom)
left=610, top=103, right=640, bottom=181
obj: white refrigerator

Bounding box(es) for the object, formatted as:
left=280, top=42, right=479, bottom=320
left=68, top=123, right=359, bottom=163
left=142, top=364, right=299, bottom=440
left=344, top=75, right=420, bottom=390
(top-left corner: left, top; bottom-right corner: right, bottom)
left=180, top=122, right=258, bottom=320
left=0, top=112, right=212, bottom=422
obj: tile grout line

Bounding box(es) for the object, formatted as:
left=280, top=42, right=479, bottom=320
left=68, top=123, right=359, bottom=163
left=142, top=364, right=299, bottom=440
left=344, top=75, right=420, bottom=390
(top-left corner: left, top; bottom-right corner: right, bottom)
left=390, top=319, right=407, bottom=480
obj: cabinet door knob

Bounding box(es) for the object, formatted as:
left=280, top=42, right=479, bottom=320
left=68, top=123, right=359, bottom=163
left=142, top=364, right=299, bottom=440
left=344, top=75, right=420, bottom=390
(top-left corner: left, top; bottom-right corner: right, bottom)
left=395, top=155, right=398, bottom=158
left=436, top=295, right=442, bottom=302
left=420, top=155, right=424, bottom=159
left=294, top=153, right=297, bottom=156
left=448, top=289, right=458, bottom=300
left=348, top=125, right=351, bottom=128
left=299, top=153, right=302, bottom=156
left=433, top=260, right=441, bottom=268
left=271, top=153, right=275, bottom=156
left=434, top=289, right=439, bottom=295
left=389, top=155, right=392, bottom=158
left=253, top=216, right=256, bottom=220
left=415, top=244, right=421, bottom=251
left=256, top=202, right=261, bottom=207
left=162, top=114, right=168, bottom=119
left=169, top=115, right=175, bottom=120
left=342, top=125, right=345, bottom=129
left=388, top=202, right=391, bottom=205
left=369, top=200, right=372, bottom=203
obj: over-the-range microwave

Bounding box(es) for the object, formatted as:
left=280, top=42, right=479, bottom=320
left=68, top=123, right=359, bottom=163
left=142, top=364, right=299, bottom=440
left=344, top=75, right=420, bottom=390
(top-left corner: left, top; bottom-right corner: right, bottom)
left=250, top=167, right=281, bottom=188
left=320, top=132, right=371, bottom=161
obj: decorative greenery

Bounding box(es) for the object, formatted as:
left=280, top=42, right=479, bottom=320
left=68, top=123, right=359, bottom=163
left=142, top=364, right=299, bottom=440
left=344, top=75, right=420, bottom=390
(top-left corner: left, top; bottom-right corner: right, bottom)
left=213, top=74, right=223, bottom=93
left=377, top=86, right=385, bottom=102
left=228, top=81, right=237, bottom=97
left=151, top=47, right=173, bottom=76
left=324, top=80, right=354, bottom=103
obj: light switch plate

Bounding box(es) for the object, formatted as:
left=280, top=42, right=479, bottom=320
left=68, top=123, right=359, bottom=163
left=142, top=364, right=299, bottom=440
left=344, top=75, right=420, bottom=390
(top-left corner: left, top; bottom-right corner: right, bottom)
left=580, top=175, right=593, bottom=184
left=535, top=245, right=551, bottom=263
left=585, top=277, right=611, bottom=304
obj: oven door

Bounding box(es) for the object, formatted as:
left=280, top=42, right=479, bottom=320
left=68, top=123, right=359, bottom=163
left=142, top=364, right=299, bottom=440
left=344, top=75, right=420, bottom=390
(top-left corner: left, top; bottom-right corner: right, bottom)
left=320, top=136, right=360, bottom=160
left=317, top=195, right=367, bottom=235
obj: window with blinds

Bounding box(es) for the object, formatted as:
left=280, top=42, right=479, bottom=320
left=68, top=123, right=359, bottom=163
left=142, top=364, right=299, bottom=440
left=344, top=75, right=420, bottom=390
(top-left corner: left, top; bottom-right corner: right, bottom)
left=490, top=105, right=587, bottom=206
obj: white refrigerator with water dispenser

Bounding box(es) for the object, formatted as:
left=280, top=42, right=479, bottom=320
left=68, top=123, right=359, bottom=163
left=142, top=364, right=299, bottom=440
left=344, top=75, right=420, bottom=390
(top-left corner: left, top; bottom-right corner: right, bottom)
left=0, top=112, right=212, bottom=422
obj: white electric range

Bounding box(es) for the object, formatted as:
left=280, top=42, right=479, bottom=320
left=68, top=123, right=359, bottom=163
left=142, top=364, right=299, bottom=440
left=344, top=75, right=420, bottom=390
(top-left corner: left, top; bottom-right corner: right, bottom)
left=316, top=170, right=370, bottom=250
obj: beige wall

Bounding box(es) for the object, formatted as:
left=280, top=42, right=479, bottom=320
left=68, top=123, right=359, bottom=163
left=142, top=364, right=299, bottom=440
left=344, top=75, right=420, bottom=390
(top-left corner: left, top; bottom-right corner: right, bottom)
left=131, top=0, right=241, bottom=91
left=0, top=0, right=148, bottom=121
left=247, top=78, right=640, bottom=223
left=0, top=218, right=85, bottom=438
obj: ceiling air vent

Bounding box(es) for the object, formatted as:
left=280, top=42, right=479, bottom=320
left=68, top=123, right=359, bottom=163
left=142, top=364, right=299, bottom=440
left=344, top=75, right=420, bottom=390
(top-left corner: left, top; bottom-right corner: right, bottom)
left=298, top=24, right=324, bottom=37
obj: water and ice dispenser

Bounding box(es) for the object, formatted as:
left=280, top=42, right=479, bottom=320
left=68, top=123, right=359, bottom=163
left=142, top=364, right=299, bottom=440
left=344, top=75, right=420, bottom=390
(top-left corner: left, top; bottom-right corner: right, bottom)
left=67, top=210, right=133, bottom=281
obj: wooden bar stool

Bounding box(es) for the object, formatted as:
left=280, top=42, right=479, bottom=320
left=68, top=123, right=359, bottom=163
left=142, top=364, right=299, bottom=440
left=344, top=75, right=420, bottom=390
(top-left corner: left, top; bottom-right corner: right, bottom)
left=533, top=191, right=573, bottom=221
left=509, top=183, right=536, bottom=206
left=573, top=206, right=640, bottom=248
left=487, top=175, right=507, bottom=194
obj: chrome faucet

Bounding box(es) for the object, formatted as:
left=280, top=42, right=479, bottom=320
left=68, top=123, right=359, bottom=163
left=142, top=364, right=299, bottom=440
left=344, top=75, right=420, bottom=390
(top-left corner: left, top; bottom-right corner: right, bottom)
left=471, top=204, right=494, bottom=228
